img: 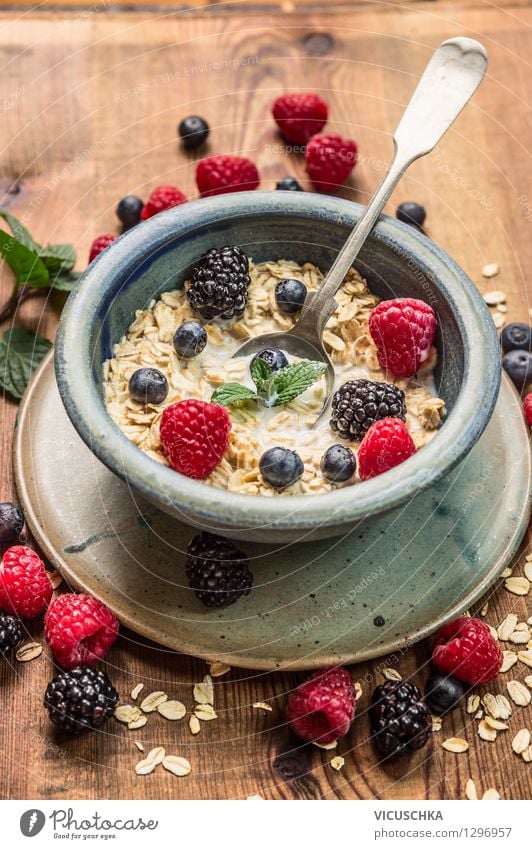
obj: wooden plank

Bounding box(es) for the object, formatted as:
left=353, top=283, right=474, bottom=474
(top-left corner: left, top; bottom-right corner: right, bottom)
left=0, top=5, right=531, bottom=801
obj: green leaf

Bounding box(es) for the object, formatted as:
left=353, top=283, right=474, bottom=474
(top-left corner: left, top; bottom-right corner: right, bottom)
left=211, top=383, right=258, bottom=408
left=267, top=360, right=328, bottom=407
left=0, top=328, right=52, bottom=400
left=0, top=230, right=50, bottom=288
left=0, top=211, right=40, bottom=251
left=38, top=243, right=76, bottom=274
left=250, top=356, right=272, bottom=390
left=49, top=269, right=81, bottom=292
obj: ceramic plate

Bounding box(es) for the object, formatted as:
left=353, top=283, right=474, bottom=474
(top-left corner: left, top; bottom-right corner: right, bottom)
left=13, top=354, right=531, bottom=670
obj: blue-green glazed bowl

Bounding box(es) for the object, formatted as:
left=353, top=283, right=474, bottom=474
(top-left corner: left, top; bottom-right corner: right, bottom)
left=54, top=192, right=501, bottom=542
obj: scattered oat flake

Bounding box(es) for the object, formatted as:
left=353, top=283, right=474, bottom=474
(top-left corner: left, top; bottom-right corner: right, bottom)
left=507, top=680, right=531, bottom=706
left=193, top=676, right=214, bottom=705
left=524, top=563, right=532, bottom=582
left=480, top=602, right=489, bottom=617
left=482, top=265, right=500, bottom=280
left=140, top=691, right=168, bottom=713
left=501, top=567, right=513, bottom=578
left=525, top=676, right=532, bottom=688
left=383, top=668, right=402, bottom=681
left=330, top=756, right=345, bottom=771
left=131, top=683, right=144, bottom=701
left=162, top=755, right=191, bottom=777
left=478, top=720, right=497, bottom=742
left=493, top=313, right=505, bottom=329
left=518, top=650, right=532, bottom=668
left=482, top=789, right=501, bottom=800
left=16, top=642, right=43, bottom=662
left=194, top=704, right=217, bottom=721
left=509, top=630, right=531, bottom=644
left=500, top=651, right=518, bottom=673
left=465, top=779, right=478, bottom=800
left=354, top=682, right=363, bottom=700
left=158, top=700, right=186, bottom=721
left=253, top=702, right=273, bottom=712
left=498, top=613, right=518, bottom=640
left=209, top=661, right=230, bottom=677
left=442, top=737, right=469, bottom=753
left=128, top=715, right=148, bottom=730
left=522, top=746, right=532, bottom=763
left=512, top=728, right=530, bottom=754
left=115, top=705, right=141, bottom=724
left=495, top=694, right=512, bottom=719
left=189, top=715, right=201, bottom=735
left=466, top=694, right=480, bottom=714
left=313, top=739, right=337, bottom=750
left=505, top=576, right=530, bottom=596
left=526, top=553, right=532, bottom=562
left=134, top=742, right=144, bottom=752
left=432, top=717, right=442, bottom=732
left=247, top=794, right=264, bottom=800
left=135, top=747, right=165, bottom=776
left=487, top=625, right=498, bottom=641
left=481, top=694, right=500, bottom=719
left=484, top=717, right=508, bottom=731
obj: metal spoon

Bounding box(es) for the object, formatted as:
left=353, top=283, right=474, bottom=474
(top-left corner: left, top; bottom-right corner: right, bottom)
left=232, top=37, right=488, bottom=417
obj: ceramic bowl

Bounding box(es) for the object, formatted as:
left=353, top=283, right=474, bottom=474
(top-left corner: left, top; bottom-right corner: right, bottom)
left=55, top=192, right=501, bottom=543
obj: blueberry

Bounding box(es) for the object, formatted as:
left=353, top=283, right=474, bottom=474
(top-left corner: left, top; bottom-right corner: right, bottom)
left=396, top=201, right=426, bottom=229
left=128, top=367, right=168, bottom=405
left=275, top=278, right=307, bottom=314
left=251, top=348, right=288, bottom=373
left=116, top=195, right=143, bottom=229
left=502, top=349, right=532, bottom=392
left=173, top=321, right=207, bottom=359
left=425, top=672, right=465, bottom=715
left=178, top=115, right=210, bottom=149
left=320, top=444, right=356, bottom=483
left=501, top=322, right=531, bottom=354
left=259, top=447, right=304, bottom=489
left=0, top=502, right=24, bottom=544
left=276, top=176, right=303, bottom=191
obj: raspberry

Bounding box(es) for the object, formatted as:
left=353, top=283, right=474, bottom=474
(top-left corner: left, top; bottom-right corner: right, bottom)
left=141, top=185, right=187, bottom=220
left=432, top=616, right=503, bottom=685
left=285, top=666, right=356, bottom=744
left=44, top=593, right=119, bottom=669
left=0, top=545, right=52, bottom=619
left=196, top=155, right=259, bottom=198
left=357, top=417, right=416, bottom=481
left=160, top=399, right=231, bottom=480
left=369, top=298, right=437, bottom=378
left=272, top=93, right=328, bottom=144
left=305, top=133, right=358, bottom=190
left=88, top=235, right=116, bottom=263
left=524, top=393, right=532, bottom=426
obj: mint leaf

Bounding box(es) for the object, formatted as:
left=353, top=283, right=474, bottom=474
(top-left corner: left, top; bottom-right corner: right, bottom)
left=38, top=243, right=76, bottom=274
left=268, top=360, right=327, bottom=407
left=211, top=383, right=258, bottom=408
left=0, top=328, right=52, bottom=400
left=0, top=211, right=40, bottom=251
left=0, top=230, right=49, bottom=288
left=250, top=356, right=272, bottom=390
left=49, top=269, right=81, bottom=292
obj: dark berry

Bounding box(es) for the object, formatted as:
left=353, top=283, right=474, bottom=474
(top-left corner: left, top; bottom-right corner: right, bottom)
left=501, top=322, right=531, bottom=354
left=173, top=321, right=207, bottom=359
left=370, top=679, right=432, bottom=760
left=251, top=347, right=288, bottom=373
left=0, top=502, right=24, bottom=543
left=116, top=195, right=143, bottom=229
left=275, top=278, right=307, bottom=314
left=396, top=201, right=426, bottom=228
left=44, top=667, right=119, bottom=735
left=425, top=672, right=465, bottom=716
left=128, top=367, right=168, bottom=405
left=187, top=245, right=250, bottom=321
left=320, top=444, right=356, bottom=483
left=186, top=532, right=252, bottom=608
left=276, top=176, right=303, bottom=191
left=259, top=446, right=304, bottom=489
left=502, top=350, right=532, bottom=392
left=178, top=115, right=210, bottom=149
left=0, top=611, right=23, bottom=657
left=330, top=378, right=406, bottom=441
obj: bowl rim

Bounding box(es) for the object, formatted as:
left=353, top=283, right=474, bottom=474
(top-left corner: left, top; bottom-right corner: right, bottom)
left=54, top=192, right=501, bottom=534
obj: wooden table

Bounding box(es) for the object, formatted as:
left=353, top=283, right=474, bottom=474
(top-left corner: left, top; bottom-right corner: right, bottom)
left=0, top=1, right=531, bottom=801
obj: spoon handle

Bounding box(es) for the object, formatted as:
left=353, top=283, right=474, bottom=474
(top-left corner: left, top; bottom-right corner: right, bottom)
left=292, top=37, right=488, bottom=343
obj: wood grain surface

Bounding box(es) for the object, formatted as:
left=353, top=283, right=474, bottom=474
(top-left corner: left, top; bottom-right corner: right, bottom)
left=0, top=2, right=531, bottom=800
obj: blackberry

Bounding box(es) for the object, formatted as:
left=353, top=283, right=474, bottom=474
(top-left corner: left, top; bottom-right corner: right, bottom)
left=396, top=201, right=426, bottom=228
left=0, top=501, right=24, bottom=543
left=186, top=532, right=253, bottom=608
left=425, top=672, right=465, bottom=715
left=178, top=115, right=210, bottom=149
left=44, top=667, right=119, bottom=734
left=187, top=246, right=250, bottom=321
left=0, top=612, right=23, bottom=657
left=276, top=176, right=303, bottom=191
left=330, top=378, right=406, bottom=441
left=259, top=446, right=304, bottom=490
left=370, top=679, right=432, bottom=759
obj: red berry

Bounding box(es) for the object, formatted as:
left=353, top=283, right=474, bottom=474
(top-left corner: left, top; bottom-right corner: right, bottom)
left=0, top=545, right=52, bottom=619
left=196, top=155, right=259, bottom=198
left=524, top=393, right=532, bottom=426
left=369, top=297, right=437, bottom=378
left=45, top=593, right=119, bottom=669
left=286, top=666, right=356, bottom=744
left=432, top=616, right=502, bottom=685
left=160, top=399, right=231, bottom=480
left=141, top=185, right=187, bottom=220
left=358, top=417, right=416, bottom=481
left=305, top=133, right=357, bottom=190
left=272, top=93, right=328, bottom=144
left=88, top=234, right=116, bottom=263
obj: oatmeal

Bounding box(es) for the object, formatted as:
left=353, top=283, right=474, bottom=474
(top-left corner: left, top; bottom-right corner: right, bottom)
left=103, top=257, right=445, bottom=496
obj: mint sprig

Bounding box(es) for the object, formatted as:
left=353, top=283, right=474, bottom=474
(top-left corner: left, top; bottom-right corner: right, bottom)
left=0, top=328, right=52, bottom=400
left=212, top=358, right=327, bottom=409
